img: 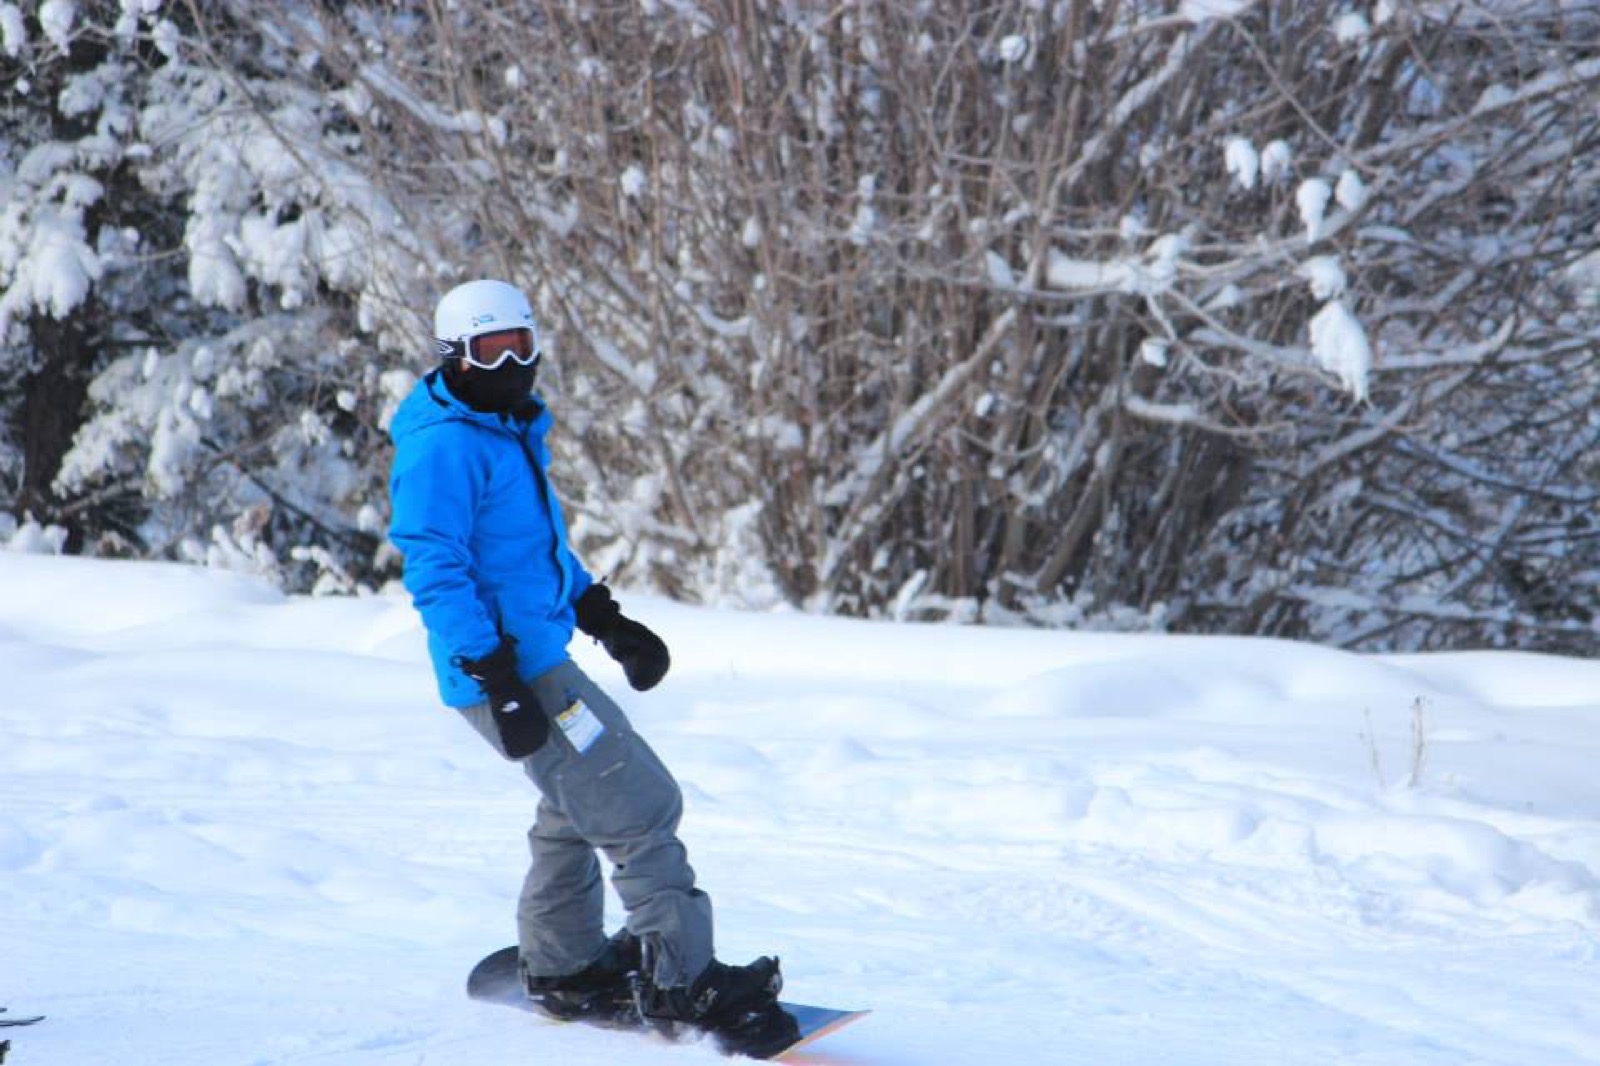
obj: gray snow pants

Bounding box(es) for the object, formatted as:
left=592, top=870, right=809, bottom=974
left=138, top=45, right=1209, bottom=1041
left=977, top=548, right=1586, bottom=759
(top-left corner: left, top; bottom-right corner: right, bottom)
left=455, top=658, right=714, bottom=989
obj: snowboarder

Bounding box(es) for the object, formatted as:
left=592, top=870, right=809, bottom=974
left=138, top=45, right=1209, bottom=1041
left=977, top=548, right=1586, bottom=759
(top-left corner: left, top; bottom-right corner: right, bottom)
left=387, top=279, right=781, bottom=1032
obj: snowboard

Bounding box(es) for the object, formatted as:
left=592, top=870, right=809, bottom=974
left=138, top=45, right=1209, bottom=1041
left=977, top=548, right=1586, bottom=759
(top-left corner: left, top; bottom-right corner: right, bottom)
left=467, top=945, right=868, bottom=1060
left=0, top=1010, right=44, bottom=1066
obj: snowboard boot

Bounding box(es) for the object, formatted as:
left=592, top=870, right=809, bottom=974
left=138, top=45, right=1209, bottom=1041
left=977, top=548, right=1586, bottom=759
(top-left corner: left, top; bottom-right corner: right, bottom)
left=640, top=955, right=785, bottom=1029
left=647, top=957, right=799, bottom=1059
left=522, top=929, right=643, bottom=1023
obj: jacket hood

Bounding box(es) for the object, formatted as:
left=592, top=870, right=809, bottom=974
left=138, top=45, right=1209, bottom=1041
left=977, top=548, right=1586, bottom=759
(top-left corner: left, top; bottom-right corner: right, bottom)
left=388, top=369, right=552, bottom=445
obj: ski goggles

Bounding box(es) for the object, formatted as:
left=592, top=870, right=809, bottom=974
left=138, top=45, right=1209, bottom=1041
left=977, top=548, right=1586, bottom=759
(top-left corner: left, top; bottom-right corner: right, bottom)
left=464, top=327, right=541, bottom=371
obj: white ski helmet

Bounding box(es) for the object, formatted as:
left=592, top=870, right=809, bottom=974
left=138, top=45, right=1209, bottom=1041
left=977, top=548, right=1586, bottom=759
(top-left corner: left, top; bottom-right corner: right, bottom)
left=433, top=279, right=542, bottom=367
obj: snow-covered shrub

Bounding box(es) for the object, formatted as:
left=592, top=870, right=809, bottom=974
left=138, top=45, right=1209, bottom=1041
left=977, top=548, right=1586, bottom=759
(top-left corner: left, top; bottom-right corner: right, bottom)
left=257, top=0, right=1597, bottom=650
left=1, top=6, right=435, bottom=591
left=7, top=0, right=1599, bottom=651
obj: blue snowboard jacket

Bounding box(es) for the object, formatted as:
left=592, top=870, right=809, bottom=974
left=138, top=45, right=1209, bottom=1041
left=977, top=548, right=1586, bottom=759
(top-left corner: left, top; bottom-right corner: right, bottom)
left=387, top=370, right=594, bottom=707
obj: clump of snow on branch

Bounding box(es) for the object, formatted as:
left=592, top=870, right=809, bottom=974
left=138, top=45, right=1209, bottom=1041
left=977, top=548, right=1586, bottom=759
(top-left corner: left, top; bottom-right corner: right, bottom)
left=1225, top=137, right=1259, bottom=191
left=0, top=4, right=27, bottom=58
left=1181, top=0, right=1255, bottom=20
left=1299, top=256, right=1347, bottom=299
left=620, top=164, right=646, bottom=199
left=1046, top=233, right=1188, bottom=297
left=1309, top=300, right=1372, bottom=402
left=985, top=250, right=1015, bottom=289
left=150, top=18, right=180, bottom=59
left=1047, top=249, right=1132, bottom=292
left=849, top=173, right=878, bottom=246
left=1333, top=13, right=1371, bottom=44
left=1297, top=177, right=1333, bottom=242
left=0, top=208, right=102, bottom=333
left=1335, top=169, right=1367, bottom=212
left=1140, top=233, right=1189, bottom=294
left=38, top=0, right=76, bottom=52
left=1260, top=140, right=1293, bottom=182
left=58, top=337, right=220, bottom=500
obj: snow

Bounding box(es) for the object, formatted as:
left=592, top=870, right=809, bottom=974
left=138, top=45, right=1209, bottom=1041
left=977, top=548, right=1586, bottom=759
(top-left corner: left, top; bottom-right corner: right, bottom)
left=150, top=17, right=178, bottom=59
left=849, top=174, right=878, bottom=246
left=1046, top=235, right=1187, bottom=297
left=148, top=405, right=204, bottom=495
left=0, top=4, right=25, bottom=58
left=1206, top=282, right=1243, bottom=310
left=1224, top=137, right=1258, bottom=191
left=1472, top=58, right=1600, bottom=119
left=1335, top=169, right=1368, bottom=213
left=3, top=518, right=67, bottom=554
left=1124, top=395, right=1201, bottom=426
left=1298, top=255, right=1347, bottom=300
left=1046, top=249, right=1132, bottom=291
left=1333, top=13, right=1371, bottom=44
left=0, top=207, right=103, bottom=330
left=1180, top=0, right=1255, bottom=20
left=356, top=62, right=494, bottom=138
left=38, top=0, right=76, bottom=52
left=620, top=165, right=647, bottom=199
left=3, top=554, right=1598, bottom=1064
left=1260, top=139, right=1293, bottom=183
left=1296, top=178, right=1333, bottom=243
left=984, top=250, right=1015, bottom=289
left=1309, top=299, right=1373, bottom=401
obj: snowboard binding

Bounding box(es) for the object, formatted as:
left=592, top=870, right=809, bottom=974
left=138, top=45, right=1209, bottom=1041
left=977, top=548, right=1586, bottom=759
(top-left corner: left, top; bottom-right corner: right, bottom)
left=470, top=942, right=865, bottom=1060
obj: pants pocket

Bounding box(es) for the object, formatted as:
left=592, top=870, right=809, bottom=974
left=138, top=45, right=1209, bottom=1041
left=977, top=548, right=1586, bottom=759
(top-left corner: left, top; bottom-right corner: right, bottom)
left=553, top=731, right=683, bottom=844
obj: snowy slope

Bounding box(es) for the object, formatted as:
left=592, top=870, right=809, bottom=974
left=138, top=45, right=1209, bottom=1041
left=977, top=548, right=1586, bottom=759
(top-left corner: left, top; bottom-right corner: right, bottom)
left=2, top=553, right=1597, bottom=1065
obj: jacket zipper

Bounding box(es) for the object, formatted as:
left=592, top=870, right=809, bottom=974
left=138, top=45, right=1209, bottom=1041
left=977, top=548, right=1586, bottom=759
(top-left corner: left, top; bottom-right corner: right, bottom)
left=511, top=417, right=573, bottom=607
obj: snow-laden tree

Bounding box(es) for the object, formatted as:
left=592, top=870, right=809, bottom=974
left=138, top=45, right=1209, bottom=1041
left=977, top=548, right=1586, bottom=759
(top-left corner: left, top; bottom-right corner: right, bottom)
left=0, top=1, right=434, bottom=588
left=0, top=0, right=175, bottom=543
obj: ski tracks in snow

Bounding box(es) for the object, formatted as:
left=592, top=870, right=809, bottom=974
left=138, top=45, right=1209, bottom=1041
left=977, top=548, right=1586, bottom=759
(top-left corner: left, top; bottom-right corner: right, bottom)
left=666, top=664, right=1600, bottom=1066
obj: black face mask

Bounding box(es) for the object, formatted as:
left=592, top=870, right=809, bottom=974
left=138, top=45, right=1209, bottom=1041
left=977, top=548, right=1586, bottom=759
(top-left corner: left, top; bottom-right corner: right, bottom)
left=444, top=360, right=538, bottom=415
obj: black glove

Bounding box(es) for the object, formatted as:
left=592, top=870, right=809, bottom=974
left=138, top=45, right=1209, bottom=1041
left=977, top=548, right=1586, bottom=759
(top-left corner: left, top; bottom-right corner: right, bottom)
left=574, top=583, right=671, bottom=691
left=459, top=639, right=550, bottom=758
